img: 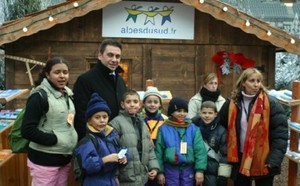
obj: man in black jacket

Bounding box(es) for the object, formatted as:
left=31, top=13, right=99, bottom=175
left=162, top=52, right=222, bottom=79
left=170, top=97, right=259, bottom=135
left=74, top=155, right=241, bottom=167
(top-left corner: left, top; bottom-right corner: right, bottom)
left=73, top=39, right=127, bottom=140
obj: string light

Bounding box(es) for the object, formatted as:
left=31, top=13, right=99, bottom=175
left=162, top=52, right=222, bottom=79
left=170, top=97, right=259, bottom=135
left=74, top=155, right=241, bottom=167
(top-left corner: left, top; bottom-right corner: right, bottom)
left=48, top=15, right=54, bottom=22
left=194, top=0, right=298, bottom=49
left=73, top=2, right=79, bottom=7
left=0, top=0, right=93, bottom=40
left=0, top=0, right=298, bottom=49
left=290, top=38, right=295, bottom=44
left=22, top=27, right=28, bottom=32
left=245, top=20, right=251, bottom=27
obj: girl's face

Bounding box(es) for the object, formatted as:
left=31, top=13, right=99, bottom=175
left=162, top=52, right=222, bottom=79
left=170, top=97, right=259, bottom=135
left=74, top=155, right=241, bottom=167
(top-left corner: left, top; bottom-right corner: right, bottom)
left=46, top=63, right=69, bottom=90
left=199, top=107, right=217, bottom=124
left=144, top=95, right=161, bottom=113
left=242, top=73, right=261, bottom=95
left=172, top=109, right=187, bottom=123
left=121, top=95, right=141, bottom=116
left=204, top=78, right=218, bottom=92
left=88, top=111, right=109, bottom=132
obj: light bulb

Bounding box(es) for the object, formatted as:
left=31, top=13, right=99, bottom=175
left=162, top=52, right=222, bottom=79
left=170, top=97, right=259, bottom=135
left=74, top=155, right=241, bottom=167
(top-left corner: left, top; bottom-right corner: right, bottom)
left=48, top=16, right=54, bottom=22
left=73, top=2, right=79, bottom=7
left=199, top=0, right=204, bottom=4
left=245, top=20, right=250, bottom=27
left=267, top=30, right=272, bottom=36
left=22, top=27, right=28, bottom=32
left=290, top=38, right=295, bottom=44
left=223, top=7, right=228, bottom=12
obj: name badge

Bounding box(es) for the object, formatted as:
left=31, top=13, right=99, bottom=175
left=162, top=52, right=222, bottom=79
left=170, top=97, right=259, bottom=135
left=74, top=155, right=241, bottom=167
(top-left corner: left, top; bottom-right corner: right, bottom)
left=67, top=113, right=74, bottom=126
left=180, top=142, right=187, bottom=154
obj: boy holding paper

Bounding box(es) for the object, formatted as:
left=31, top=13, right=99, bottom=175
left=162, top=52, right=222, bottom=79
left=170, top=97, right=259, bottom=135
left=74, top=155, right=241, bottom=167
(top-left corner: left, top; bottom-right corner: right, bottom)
left=73, top=93, right=127, bottom=186
left=110, top=90, right=160, bottom=186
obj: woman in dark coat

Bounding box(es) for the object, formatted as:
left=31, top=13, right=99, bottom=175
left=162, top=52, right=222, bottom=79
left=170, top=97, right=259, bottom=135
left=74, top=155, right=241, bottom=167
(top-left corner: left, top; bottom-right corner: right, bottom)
left=218, top=68, right=288, bottom=186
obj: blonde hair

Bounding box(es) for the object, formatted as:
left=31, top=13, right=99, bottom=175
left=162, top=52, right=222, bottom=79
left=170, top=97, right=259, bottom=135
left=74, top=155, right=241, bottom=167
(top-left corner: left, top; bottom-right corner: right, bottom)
left=203, top=73, right=218, bottom=85
left=231, top=68, right=267, bottom=100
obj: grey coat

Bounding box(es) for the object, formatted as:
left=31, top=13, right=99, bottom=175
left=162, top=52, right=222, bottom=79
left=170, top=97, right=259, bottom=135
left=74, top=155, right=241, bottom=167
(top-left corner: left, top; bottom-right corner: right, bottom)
left=110, top=110, right=159, bottom=186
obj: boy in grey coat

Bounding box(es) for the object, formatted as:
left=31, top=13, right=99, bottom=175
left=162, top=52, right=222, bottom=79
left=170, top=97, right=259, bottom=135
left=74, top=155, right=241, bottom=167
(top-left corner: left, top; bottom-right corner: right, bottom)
left=110, top=90, right=159, bottom=186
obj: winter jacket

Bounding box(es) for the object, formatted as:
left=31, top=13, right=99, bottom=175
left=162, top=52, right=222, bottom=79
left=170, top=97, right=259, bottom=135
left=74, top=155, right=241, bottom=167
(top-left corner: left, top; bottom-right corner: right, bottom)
left=187, top=91, right=225, bottom=119
left=73, top=125, right=124, bottom=186
left=73, top=61, right=127, bottom=140
left=192, top=116, right=227, bottom=186
left=22, top=78, right=78, bottom=166
left=218, top=93, right=288, bottom=179
left=155, top=119, right=207, bottom=174
left=109, top=110, right=160, bottom=186
left=142, top=110, right=168, bottom=144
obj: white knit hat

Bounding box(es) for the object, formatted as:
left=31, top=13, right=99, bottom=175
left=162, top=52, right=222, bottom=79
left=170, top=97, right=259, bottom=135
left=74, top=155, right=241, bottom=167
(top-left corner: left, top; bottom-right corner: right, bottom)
left=143, top=86, right=163, bottom=103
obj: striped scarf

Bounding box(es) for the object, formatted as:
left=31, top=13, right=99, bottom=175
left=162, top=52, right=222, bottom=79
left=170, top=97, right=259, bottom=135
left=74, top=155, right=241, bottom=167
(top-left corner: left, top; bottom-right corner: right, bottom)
left=228, top=91, right=270, bottom=176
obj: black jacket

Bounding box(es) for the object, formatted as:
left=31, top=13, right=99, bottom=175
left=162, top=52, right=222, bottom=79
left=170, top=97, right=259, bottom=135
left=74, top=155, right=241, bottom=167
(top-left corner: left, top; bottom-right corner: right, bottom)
left=73, top=61, right=127, bottom=140
left=192, top=116, right=227, bottom=186
left=218, top=93, right=288, bottom=178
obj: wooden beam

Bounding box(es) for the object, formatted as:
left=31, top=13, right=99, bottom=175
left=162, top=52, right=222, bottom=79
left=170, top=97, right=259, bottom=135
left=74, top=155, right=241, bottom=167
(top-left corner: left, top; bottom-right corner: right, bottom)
left=180, top=0, right=300, bottom=56
left=0, top=0, right=121, bottom=46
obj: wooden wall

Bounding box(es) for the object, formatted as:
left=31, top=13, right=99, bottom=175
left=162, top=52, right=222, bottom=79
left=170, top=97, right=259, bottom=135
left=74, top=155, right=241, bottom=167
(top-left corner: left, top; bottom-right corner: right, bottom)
left=4, top=0, right=276, bottom=108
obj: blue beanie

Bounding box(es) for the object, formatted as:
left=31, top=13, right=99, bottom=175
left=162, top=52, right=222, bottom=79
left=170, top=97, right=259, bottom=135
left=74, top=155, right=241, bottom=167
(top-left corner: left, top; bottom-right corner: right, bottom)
left=85, top=93, right=111, bottom=119
left=167, top=96, right=188, bottom=116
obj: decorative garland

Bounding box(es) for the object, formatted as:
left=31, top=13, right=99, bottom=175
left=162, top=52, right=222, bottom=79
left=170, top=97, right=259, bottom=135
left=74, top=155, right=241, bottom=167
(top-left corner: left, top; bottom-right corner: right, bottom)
left=212, top=51, right=255, bottom=76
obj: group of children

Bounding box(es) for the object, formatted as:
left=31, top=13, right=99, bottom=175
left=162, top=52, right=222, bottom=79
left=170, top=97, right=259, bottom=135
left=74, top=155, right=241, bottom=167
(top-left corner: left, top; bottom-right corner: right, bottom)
left=74, top=86, right=231, bottom=186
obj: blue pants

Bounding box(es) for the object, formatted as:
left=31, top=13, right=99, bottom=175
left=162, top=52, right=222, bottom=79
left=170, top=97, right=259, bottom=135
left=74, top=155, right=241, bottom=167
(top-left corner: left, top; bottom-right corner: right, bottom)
left=164, top=164, right=194, bottom=186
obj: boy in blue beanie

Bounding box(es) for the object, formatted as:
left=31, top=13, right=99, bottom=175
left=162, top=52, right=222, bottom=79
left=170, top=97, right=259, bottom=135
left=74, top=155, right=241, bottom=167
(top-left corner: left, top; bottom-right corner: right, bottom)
left=155, top=96, right=207, bottom=186
left=73, top=93, right=127, bottom=186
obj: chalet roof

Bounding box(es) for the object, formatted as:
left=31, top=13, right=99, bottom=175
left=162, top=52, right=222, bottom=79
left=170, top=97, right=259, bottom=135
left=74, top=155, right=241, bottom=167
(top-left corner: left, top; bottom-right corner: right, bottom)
left=0, top=0, right=299, bottom=55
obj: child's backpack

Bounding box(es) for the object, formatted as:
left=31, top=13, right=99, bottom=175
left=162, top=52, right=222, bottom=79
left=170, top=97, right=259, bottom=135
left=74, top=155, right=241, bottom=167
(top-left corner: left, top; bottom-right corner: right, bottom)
left=8, top=89, right=48, bottom=153
left=73, top=133, right=99, bottom=182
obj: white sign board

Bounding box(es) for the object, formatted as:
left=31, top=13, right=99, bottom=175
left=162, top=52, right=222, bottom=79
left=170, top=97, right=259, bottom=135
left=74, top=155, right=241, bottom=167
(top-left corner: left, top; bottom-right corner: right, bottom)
left=102, top=1, right=195, bottom=40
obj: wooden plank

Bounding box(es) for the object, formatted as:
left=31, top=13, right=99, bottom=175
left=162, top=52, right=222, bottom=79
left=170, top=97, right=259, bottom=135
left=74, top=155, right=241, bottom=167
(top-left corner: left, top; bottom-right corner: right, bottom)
left=288, top=81, right=300, bottom=186
left=0, top=89, right=29, bottom=104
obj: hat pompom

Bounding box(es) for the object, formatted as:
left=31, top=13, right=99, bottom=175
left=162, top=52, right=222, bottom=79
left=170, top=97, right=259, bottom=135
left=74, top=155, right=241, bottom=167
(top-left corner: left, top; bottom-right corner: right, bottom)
left=143, top=86, right=162, bottom=103
left=85, top=93, right=111, bottom=119
left=167, top=96, right=188, bottom=116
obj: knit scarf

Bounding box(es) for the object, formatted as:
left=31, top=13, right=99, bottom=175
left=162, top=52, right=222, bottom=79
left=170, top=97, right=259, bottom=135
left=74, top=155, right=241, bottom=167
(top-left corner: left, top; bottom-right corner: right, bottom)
left=200, top=87, right=221, bottom=102
left=227, top=91, right=270, bottom=176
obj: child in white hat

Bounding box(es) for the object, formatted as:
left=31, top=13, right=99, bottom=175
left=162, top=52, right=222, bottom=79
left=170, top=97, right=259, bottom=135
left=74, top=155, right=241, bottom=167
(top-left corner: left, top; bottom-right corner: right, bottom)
left=142, top=86, right=168, bottom=145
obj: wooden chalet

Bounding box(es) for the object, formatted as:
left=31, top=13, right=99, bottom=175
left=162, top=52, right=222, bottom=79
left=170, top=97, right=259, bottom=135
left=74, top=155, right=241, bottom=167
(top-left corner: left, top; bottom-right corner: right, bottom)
left=1, top=1, right=300, bottom=185
left=1, top=0, right=300, bottom=108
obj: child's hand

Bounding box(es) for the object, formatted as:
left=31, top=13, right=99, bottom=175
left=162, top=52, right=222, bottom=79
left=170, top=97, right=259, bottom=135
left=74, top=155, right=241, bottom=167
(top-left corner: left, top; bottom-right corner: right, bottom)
left=102, top=153, right=119, bottom=163
left=148, top=169, right=157, bottom=180
left=157, top=174, right=165, bottom=185
left=195, top=172, right=204, bottom=186
left=118, top=156, right=127, bottom=164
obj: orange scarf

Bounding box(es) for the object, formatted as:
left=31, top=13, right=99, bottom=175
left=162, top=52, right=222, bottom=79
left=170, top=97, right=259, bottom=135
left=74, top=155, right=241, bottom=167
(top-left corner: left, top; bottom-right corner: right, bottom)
left=228, top=91, right=270, bottom=176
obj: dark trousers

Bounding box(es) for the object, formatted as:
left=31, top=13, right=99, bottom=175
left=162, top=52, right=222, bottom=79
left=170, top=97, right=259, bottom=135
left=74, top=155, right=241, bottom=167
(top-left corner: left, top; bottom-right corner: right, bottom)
left=235, top=173, right=274, bottom=186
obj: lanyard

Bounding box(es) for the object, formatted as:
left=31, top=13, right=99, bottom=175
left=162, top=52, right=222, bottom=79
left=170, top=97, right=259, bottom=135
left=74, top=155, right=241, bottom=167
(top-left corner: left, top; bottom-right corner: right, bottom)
left=176, top=128, right=186, bottom=141
left=146, top=120, right=160, bottom=134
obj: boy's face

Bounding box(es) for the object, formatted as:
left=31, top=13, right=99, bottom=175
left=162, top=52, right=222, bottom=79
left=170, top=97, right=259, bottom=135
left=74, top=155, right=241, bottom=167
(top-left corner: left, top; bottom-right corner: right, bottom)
left=144, top=95, right=161, bottom=113
left=88, top=111, right=109, bottom=131
left=172, top=109, right=187, bottom=123
left=199, top=107, right=217, bottom=124
left=121, top=95, right=141, bottom=116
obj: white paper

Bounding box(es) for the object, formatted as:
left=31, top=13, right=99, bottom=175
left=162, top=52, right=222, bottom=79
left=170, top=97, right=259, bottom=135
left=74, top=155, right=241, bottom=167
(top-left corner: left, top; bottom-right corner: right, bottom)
left=118, top=149, right=127, bottom=159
